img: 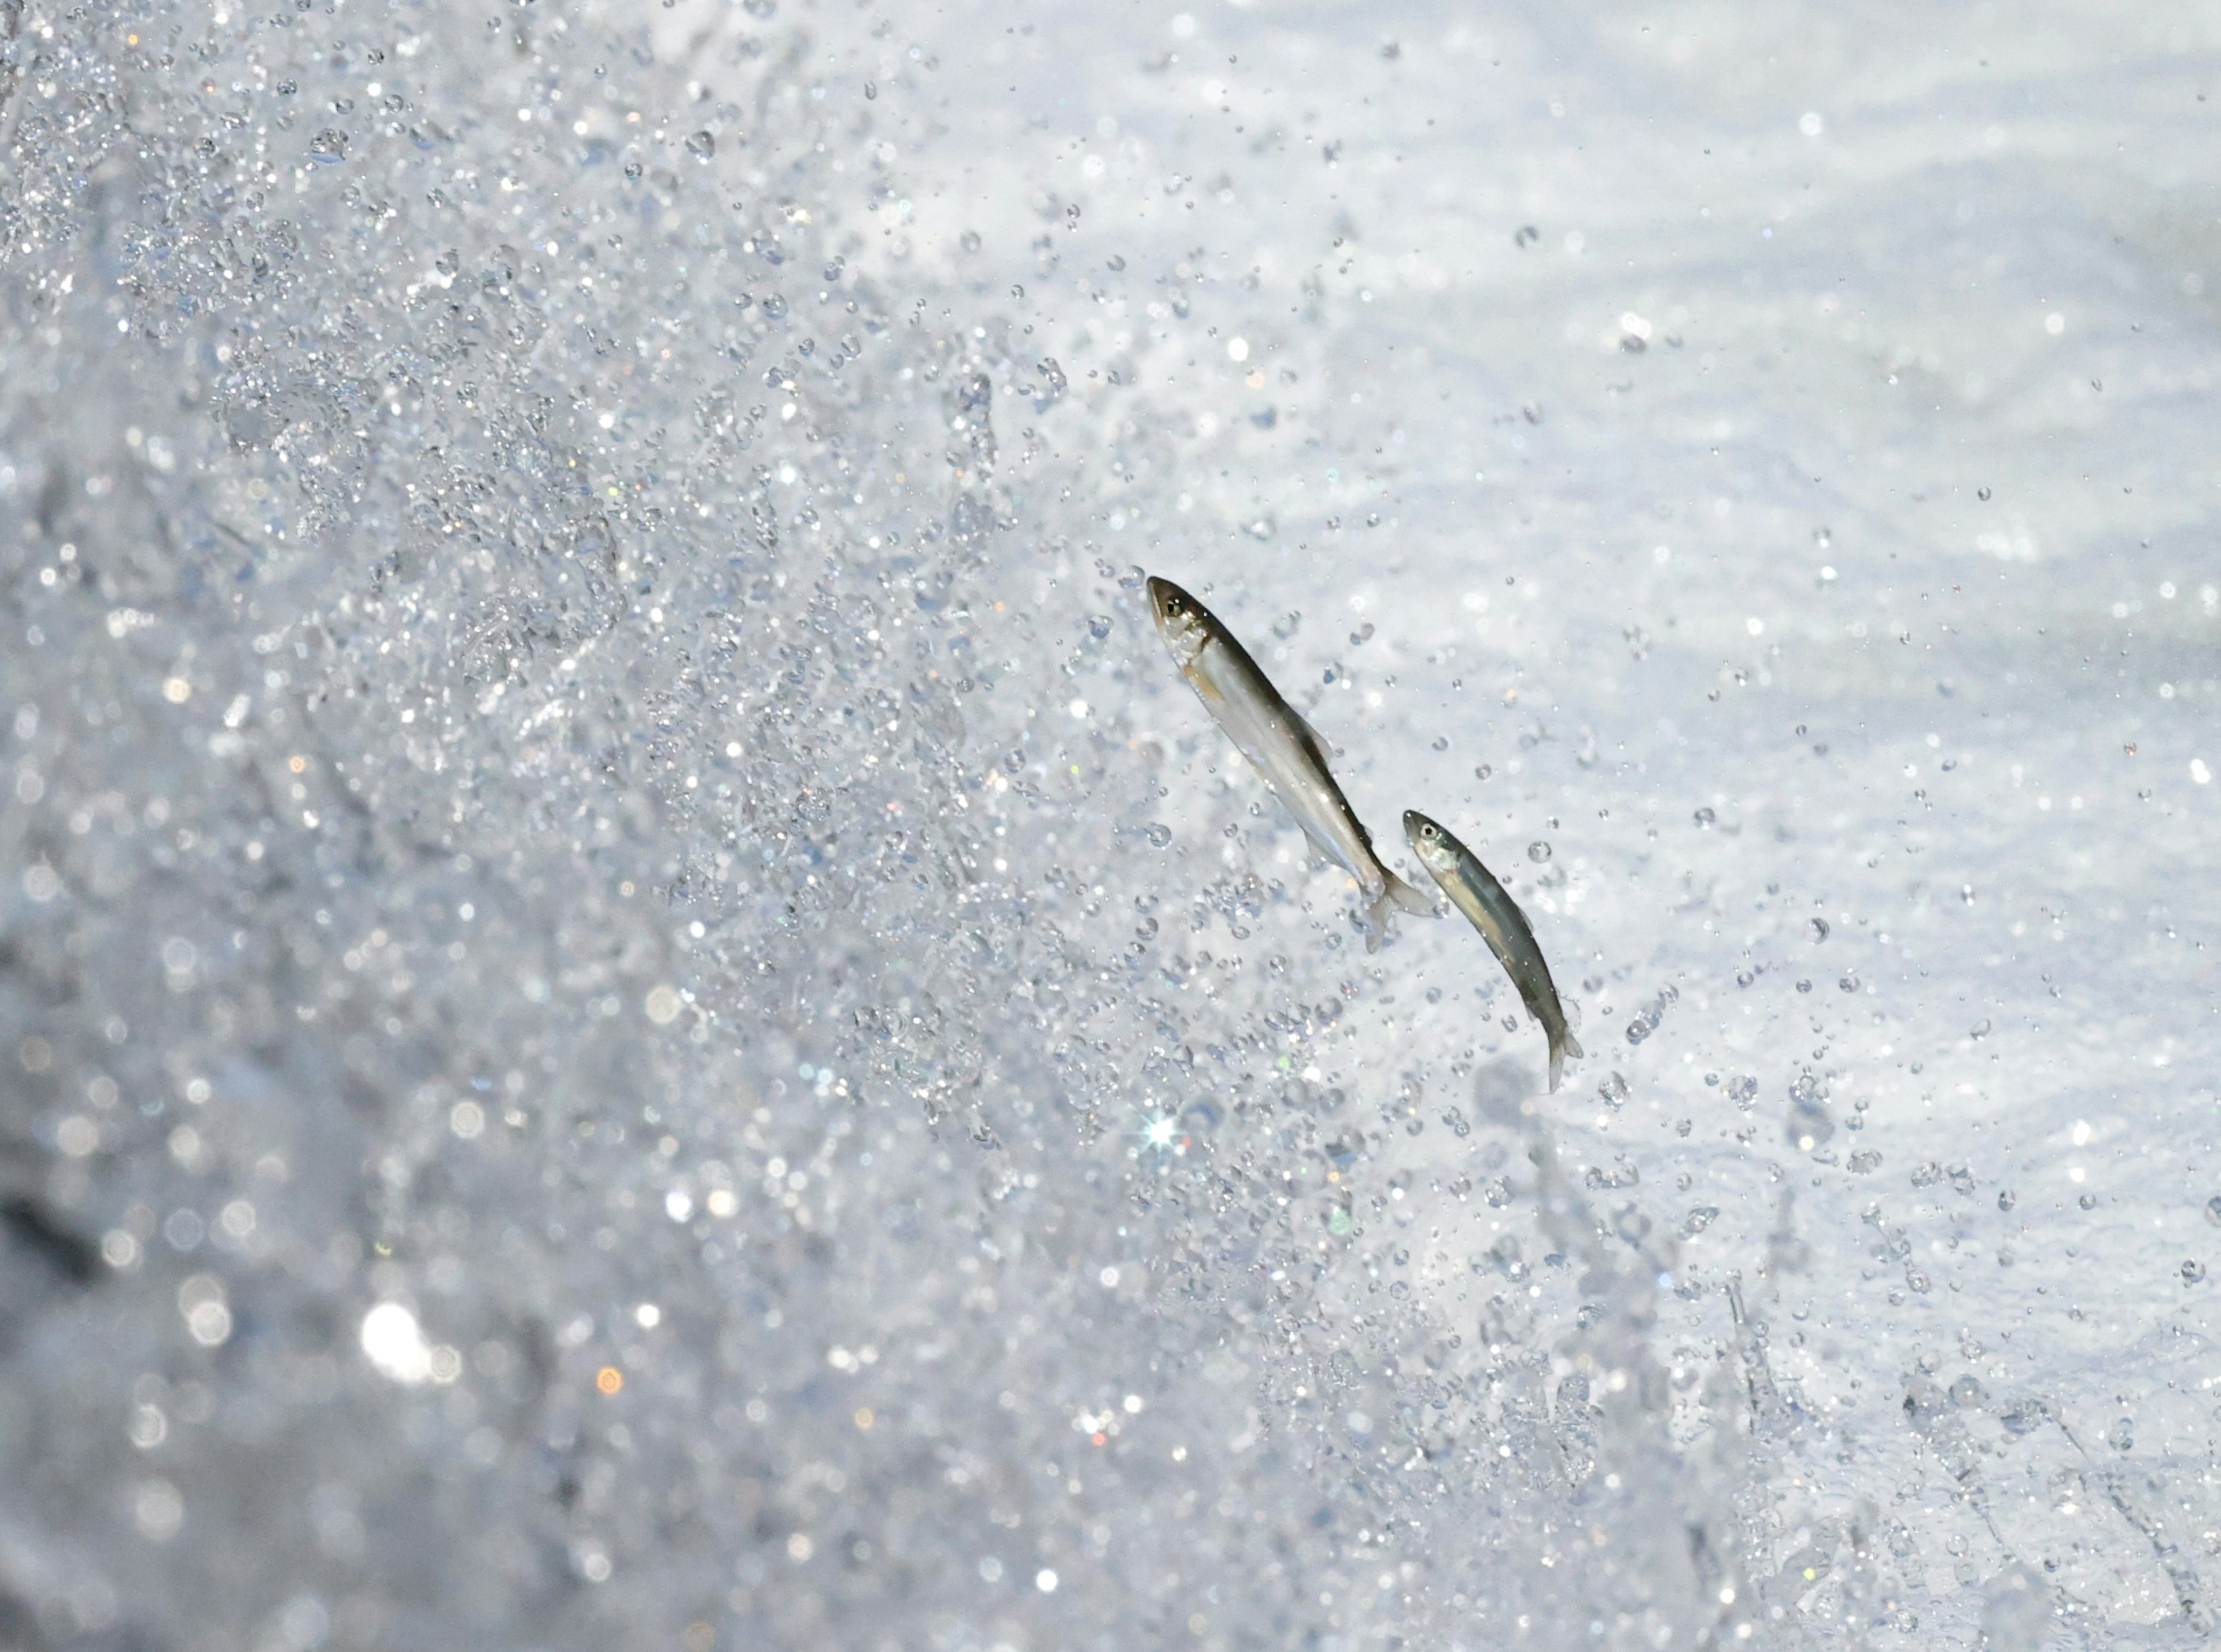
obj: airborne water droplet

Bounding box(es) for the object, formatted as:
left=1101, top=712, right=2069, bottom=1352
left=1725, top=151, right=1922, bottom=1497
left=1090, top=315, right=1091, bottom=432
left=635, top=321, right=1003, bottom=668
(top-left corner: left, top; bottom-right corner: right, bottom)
left=687, top=130, right=715, bottom=161
left=1526, top=841, right=1551, bottom=863
left=1809, top=916, right=1829, bottom=942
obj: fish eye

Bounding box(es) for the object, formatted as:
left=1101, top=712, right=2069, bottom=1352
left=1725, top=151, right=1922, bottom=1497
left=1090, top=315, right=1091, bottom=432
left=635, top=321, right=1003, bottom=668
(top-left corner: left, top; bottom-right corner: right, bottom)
left=1421, top=824, right=1436, bottom=840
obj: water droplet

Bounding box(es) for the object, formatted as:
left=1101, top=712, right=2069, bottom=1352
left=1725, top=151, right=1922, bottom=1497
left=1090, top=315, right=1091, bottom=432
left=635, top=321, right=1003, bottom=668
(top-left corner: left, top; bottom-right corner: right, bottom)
left=1474, top=764, right=1493, bottom=781
left=1087, top=614, right=1112, bottom=640
left=1597, top=1073, right=1629, bottom=1107
left=864, top=80, right=877, bottom=99
left=1681, top=1206, right=1717, bottom=1236
left=1693, top=806, right=1715, bottom=827
left=2185, top=1259, right=2207, bottom=1286
left=686, top=130, right=715, bottom=161
left=1998, top=1188, right=2016, bottom=1212
left=2205, top=1195, right=2221, bottom=1226
left=1526, top=841, right=1551, bottom=863
left=309, top=128, right=348, bottom=164
left=1977, top=486, right=1992, bottom=501
left=1809, top=916, right=1829, bottom=943
left=1970, top=1017, right=1991, bottom=1040
left=761, top=294, right=788, bottom=320
left=960, top=230, right=982, bottom=253
left=2107, top=1416, right=2133, bottom=1451
left=1949, top=1376, right=1987, bottom=1408
left=2078, top=1192, right=2096, bottom=1211
left=1143, top=824, right=1172, bottom=849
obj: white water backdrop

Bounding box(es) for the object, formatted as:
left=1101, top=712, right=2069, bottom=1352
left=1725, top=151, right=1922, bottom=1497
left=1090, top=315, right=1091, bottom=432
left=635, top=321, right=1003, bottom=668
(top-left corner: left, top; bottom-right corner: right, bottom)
left=2, top=0, right=2218, bottom=1647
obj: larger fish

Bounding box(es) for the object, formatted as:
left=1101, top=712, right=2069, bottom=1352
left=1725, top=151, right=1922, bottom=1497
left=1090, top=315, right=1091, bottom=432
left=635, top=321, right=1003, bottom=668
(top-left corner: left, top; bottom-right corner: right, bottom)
left=1148, top=575, right=1433, bottom=949
left=1403, top=809, right=1584, bottom=1091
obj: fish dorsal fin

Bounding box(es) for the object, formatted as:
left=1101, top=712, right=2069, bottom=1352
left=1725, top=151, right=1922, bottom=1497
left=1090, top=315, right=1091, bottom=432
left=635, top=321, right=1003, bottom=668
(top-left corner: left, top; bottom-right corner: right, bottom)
left=1290, top=704, right=1336, bottom=766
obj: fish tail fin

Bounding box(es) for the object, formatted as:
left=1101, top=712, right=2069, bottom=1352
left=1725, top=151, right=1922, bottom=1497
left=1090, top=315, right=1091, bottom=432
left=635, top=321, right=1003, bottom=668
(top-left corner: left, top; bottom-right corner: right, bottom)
left=1360, top=872, right=1436, bottom=951
left=1385, top=868, right=1437, bottom=918
left=1547, top=1029, right=1585, bottom=1093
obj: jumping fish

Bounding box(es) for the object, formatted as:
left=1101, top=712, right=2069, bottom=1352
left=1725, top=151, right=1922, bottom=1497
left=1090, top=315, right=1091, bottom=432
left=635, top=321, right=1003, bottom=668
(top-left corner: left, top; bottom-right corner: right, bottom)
left=1403, top=808, right=1584, bottom=1090
left=1147, top=575, right=1434, bottom=949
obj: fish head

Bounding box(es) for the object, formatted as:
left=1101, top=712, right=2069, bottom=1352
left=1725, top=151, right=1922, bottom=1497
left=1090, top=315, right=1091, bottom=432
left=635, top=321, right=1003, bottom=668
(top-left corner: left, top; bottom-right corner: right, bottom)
left=1403, top=810, right=1458, bottom=874
left=1146, top=575, right=1211, bottom=670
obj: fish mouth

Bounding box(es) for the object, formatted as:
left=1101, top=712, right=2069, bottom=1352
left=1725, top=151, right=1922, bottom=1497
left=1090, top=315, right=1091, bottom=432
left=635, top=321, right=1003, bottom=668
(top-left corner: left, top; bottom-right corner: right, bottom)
left=1145, top=575, right=1205, bottom=649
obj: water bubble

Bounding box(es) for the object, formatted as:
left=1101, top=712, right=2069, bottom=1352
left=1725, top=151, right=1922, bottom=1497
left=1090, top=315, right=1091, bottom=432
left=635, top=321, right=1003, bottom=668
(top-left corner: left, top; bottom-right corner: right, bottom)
left=686, top=130, right=715, bottom=161
left=761, top=294, right=788, bottom=320
left=1693, top=806, right=1715, bottom=827
left=1727, top=1076, right=1757, bottom=1107
left=2078, top=1192, right=2097, bottom=1210
left=1949, top=1376, right=1987, bottom=1408
left=1681, top=1206, right=1717, bottom=1236
left=1526, top=841, right=1551, bottom=863
left=1809, top=917, right=1829, bottom=943
left=864, top=81, right=877, bottom=99
left=2185, top=1260, right=2208, bottom=1286
left=1474, top=764, right=1493, bottom=781
left=2207, top=1195, right=2221, bottom=1226
left=1597, top=1072, right=1629, bottom=1107
left=1970, top=1018, right=1991, bottom=1040
left=1838, top=974, right=1858, bottom=992
left=309, top=128, right=348, bottom=164
left=960, top=230, right=982, bottom=253
left=1143, top=824, right=1172, bottom=849
left=2107, top=1416, right=2134, bottom=1451
left=1998, top=1188, right=2017, bottom=1211
left=1787, top=1070, right=1833, bottom=1150
left=1948, top=1165, right=1975, bottom=1196
left=1977, top=486, right=1992, bottom=501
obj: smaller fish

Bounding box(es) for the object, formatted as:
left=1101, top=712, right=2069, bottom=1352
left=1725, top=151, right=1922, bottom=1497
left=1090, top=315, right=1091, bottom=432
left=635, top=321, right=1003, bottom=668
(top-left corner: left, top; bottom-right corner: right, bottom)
left=1403, top=809, right=1584, bottom=1091
left=1149, top=575, right=1433, bottom=949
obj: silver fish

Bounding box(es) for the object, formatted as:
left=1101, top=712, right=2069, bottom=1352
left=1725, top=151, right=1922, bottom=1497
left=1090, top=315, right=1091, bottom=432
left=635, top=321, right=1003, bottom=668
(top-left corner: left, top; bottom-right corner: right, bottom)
left=1148, top=575, right=1433, bottom=949
left=1403, top=809, right=1584, bottom=1091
